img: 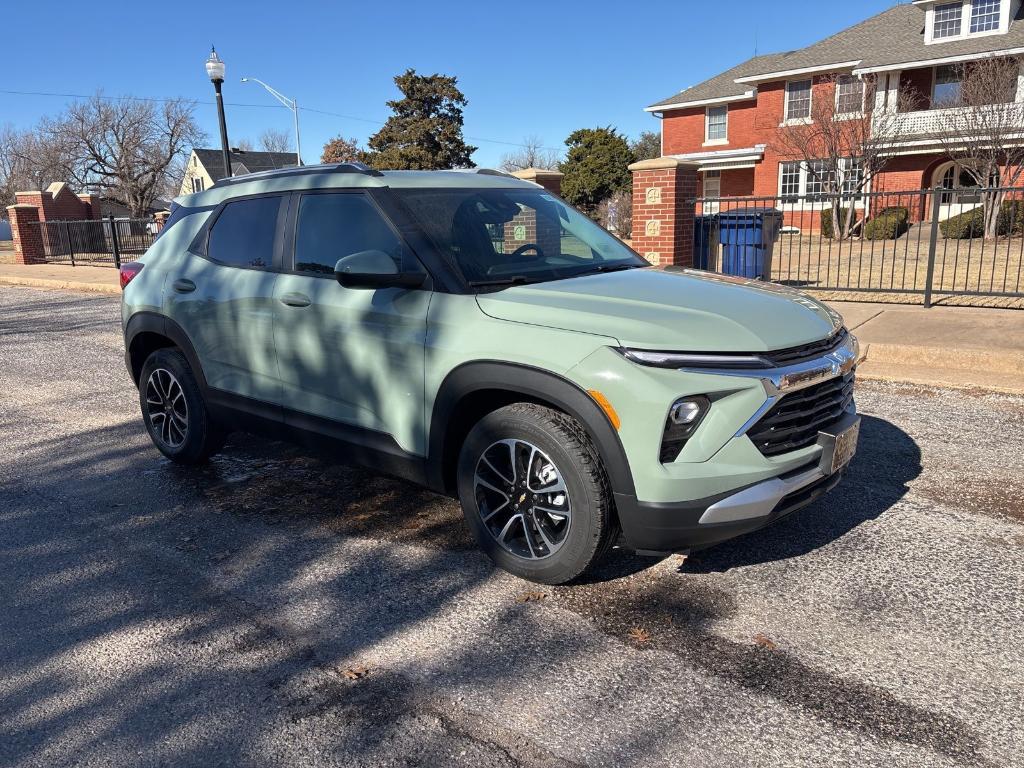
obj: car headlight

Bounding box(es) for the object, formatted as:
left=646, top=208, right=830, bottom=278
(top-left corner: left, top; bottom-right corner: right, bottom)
left=660, top=395, right=711, bottom=462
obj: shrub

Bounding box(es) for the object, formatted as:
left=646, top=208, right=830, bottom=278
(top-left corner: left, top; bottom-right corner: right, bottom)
left=820, top=207, right=860, bottom=239
left=940, top=200, right=1024, bottom=239
left=863, top=206, right=910, bottom=240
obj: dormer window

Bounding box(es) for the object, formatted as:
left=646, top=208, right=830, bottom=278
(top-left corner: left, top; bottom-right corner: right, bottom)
left=924, top=0, right=1008, bottom=43
left=933, top=2, right=963, bottom=39
left=970, top=0, right=1000, bottom=31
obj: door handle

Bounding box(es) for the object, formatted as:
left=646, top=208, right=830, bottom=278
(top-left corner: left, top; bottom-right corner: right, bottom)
left=172, top=278, right=196, bottom=293
left=279, top=292, right=311, bottom=308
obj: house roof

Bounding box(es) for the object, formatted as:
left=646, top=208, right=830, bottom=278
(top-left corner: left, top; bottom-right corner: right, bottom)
left=648, top=3, right=1024, bottom=110
left=193, top=148, right=298, bottom=182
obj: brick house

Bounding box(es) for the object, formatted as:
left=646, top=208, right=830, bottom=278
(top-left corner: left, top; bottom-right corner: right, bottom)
left=645, top=0, right=1024, bottom=226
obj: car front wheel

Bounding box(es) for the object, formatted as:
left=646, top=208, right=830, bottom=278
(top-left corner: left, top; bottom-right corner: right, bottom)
left=457, top=403, right=618, bottom=584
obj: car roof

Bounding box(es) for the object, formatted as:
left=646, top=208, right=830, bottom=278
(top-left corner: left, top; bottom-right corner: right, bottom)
left=176, top=164, right=541, bottom=208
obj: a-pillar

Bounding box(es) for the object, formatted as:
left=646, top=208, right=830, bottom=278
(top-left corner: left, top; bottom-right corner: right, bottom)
left=628, top=157, right=699, bottom=267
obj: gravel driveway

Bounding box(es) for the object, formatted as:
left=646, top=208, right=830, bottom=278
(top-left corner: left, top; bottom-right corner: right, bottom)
left=1, top=286, right=1022, bottom=767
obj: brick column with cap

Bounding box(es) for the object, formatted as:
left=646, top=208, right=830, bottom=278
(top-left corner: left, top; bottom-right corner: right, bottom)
left=7, top=204, right=44, bottom=264
left=508, top=167, right=564, bottom=258
left=511, top=167, right=563, bottom=196
left=628, top=157, right=699, bottom=268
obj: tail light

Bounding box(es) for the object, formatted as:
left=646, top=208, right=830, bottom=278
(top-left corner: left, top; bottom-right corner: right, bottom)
left=119, top=262, right=144, bottom=289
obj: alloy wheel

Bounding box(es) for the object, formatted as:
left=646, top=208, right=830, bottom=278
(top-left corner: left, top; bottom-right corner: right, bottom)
left=473, top=439, right=571, bottom=560
left=145, top=368, right=189, bottom=449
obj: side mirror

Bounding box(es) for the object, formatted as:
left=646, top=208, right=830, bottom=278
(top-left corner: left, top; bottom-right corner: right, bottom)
left=334, top=250, right=426, bottom=290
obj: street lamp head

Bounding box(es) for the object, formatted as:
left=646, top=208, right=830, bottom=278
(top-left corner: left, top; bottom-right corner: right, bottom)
left=205, top=46, right=225, bottom=83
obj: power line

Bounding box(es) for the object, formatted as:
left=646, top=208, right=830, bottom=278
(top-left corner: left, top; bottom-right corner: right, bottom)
left=0, top=89, right=563, bottom=152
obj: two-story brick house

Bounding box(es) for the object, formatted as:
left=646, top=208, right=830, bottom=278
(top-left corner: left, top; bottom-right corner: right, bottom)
left=645, top=0, right=1024, bottom=223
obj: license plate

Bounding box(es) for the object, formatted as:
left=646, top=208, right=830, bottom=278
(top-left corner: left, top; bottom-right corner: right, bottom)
left=829, top=420, right=860, bottom=474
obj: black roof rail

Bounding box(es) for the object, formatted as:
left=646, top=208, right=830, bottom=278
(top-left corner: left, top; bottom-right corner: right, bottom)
left=212, top=162, right=383, bottom=189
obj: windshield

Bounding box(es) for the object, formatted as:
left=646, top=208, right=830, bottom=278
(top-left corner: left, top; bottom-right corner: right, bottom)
left=393, top=188, right=647, bottom=286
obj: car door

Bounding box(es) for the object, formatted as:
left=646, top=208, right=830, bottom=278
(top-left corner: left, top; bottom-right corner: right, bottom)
left=165, top=193, right=286, bottom=407
left=272, top=190, right=431, bottom=455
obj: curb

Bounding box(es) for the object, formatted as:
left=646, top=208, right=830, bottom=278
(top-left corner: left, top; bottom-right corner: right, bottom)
left=0, top=276, right=120, bottom=295
left=858, top=342, right=1024, bottom=395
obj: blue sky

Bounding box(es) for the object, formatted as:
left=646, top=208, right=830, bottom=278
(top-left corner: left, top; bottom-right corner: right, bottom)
left=3, top=0, right=898, bottom=167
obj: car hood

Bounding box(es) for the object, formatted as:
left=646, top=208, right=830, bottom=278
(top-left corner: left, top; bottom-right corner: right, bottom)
left=476, top=268, right=843, bottom=351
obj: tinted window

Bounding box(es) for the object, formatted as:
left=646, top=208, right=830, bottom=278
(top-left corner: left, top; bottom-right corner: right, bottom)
left=293, top=193, right=410, bottom=275
left=207, top=196, right=281, bottom=268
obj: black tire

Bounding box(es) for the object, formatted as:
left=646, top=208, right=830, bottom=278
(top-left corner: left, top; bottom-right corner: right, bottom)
left=457, top=403, right=618, bottom=584
left=138, top=348, right=226, bottom=464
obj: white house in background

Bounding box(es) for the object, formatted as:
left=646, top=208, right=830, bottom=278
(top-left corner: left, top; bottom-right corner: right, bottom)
left=180, top=148, right=299, bottom=195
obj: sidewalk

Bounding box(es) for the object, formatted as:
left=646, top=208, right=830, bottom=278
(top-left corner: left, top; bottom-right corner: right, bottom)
left=0, top=263, right=120, bottom=294
left=0, top=263, right=1020, bottom=393
left=832, top=300, right=1024, bottom=394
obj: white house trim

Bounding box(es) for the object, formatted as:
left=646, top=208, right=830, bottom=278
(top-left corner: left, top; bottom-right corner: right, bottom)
left=852, top=46, right=1024, bottom=75
left=668, top=145, right=766, bottom=171
left=733, top=61, right=862, bottom=84
left=644, top=90, right=756, bottom=113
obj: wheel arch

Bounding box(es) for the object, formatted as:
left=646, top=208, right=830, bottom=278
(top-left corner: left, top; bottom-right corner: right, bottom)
left=125, top=312, right=208, bottom=390
left=428, top=361, right=636, bottom=499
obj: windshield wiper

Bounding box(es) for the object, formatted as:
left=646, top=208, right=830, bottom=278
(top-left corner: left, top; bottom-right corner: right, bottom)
left=467, top=275, right=539, bottom=289
left=573, top=263, right=643, bottom=277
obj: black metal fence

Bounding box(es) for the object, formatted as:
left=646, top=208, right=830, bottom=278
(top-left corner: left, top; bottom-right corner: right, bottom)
left=26, top=216, right=157, bottom=267
left=689, top=187, right=1024, bottom=307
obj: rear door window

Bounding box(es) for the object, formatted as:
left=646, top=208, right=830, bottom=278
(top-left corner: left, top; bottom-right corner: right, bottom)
left=206, top=195, right=282, bottom=269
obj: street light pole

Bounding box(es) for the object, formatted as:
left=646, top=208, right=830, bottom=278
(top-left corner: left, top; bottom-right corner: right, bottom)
left=205, top=47, right=232, bottom=178
left=240, top=77, right=302, bottom=166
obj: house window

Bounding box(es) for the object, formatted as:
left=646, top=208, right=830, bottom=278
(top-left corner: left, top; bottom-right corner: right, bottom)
left=933, top=2, right=963, bottom=39
left=970, top=0, right=1001, bottom=32
left=841, top=158, right=864, bottom=197
left=836, top=76, right=865, bottom=114
left=780, top=162, right=802, bottom=199
left=779, top=158, right=863, bottom=202
left=805, top=160, right=831, bottom=200
left=785, top=79, right=812, bottom=121
left=191, top=177, right=205, bottom=193
left=933, top=65, right=963, bottom=106
left=705, top=106, right=728, bottom=142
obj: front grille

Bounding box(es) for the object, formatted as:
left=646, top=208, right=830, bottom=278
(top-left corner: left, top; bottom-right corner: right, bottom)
left=762, top=328, right=848, bottom=367
left=748, top=371, right=855, bottom=456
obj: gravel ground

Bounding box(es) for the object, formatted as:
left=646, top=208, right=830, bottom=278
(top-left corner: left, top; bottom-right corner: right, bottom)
left=1, top=286, right=1022, bottom=768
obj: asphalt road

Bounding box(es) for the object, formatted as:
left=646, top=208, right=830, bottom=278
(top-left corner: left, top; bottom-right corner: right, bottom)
left=1, top=286, right=1022, bottom=768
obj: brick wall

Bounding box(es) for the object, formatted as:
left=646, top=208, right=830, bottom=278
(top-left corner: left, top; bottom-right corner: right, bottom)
left=6, top=204, right=43, bottom=264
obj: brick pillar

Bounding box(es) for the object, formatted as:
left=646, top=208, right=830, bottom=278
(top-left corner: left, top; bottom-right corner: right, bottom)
left=78, top=193, right=103, bottom=219
left=628, top=157, right=699, bottom=267
left=154, top=211, right=170, bottom=232
left=509, top=167, right=564, bottom=259
left=511, top=167, right=563, bottom=196
left=7, top=204, right=44, bottom=264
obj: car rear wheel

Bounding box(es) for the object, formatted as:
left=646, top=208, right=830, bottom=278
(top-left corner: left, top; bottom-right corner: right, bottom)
left=139, top=348, right=226, bottom=464
left=457, top=403, right=618, bottom=584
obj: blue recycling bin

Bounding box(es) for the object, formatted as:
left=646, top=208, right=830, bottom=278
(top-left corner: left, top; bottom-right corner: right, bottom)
left=717, top=208, right=783, bottom=279
left=692, top=214, right=719, bottom=270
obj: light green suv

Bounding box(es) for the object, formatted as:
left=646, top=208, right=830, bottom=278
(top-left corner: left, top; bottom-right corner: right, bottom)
left=121, top=163, right=859, bottom=584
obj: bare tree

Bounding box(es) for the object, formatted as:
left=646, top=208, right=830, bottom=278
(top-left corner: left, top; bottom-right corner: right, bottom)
left=930, top=56, right=1024, bottom=238
left=1, top=124, right=65, bottom=208
left=259, top=127, right=292, bottom=153
left=498, top=135, right=561, bottom=172
left=234, top=138, right=255, bottom=152
left=37, top=94, right=205, bottom=216
left=772, top=74, right=911, bottom=238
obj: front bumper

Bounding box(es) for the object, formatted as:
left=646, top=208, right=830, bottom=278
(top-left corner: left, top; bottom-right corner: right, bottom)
left=616, top=410, right=860, bottom=554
